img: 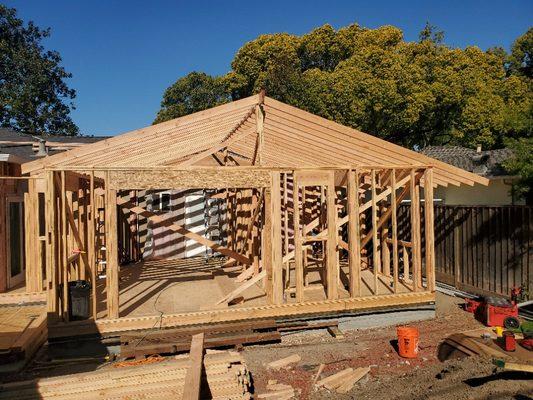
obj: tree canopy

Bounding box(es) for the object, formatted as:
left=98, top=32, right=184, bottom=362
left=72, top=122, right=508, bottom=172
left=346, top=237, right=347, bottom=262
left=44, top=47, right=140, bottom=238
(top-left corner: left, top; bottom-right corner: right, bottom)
left=155, top=23, right=532, bottom=151
left=0, top=5, right=78, bottom=135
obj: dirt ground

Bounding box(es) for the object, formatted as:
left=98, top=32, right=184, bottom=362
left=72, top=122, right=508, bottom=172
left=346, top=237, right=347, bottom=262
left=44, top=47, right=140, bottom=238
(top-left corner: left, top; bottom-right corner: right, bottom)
left=242, top=293, right=533, bottom=400
left=3, top=292, right=532, bottom=399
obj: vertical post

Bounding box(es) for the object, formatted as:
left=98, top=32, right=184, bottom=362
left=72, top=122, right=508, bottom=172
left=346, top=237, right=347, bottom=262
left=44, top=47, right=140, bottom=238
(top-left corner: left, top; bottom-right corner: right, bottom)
left=282, top=174, right=289, bottom=288
left=326, top=172, right=338, bottom=300
left=424, top=168, right=435, bottom=292
left=293, top=178, right=304, bottom=302
left=25, top=178, right=41, bottom=292
left=0, top=170, right=5, bottom=293
left=410, top=169, right=421, bottom=292
left=45, top=171, right=59, bottom=317
left=347, top=169, right=361, bottom=297
left=78, top=185, right=87, bottom=280
left=24, top=191, right=32, bottom=290
left=88, top=171, right=97, bottom=319
left=371, top=169, right=379, bottom=295
left=60, top=171, right=69, bottom=321
left=256, top=100, right=265, bottom=166
left=391, top=169, right=399, bottom=293
left=105, top=172, right=119, bottom=319
left=262, top=187, right=272, bottom=301
left=270, top=172, right=283, bottom=305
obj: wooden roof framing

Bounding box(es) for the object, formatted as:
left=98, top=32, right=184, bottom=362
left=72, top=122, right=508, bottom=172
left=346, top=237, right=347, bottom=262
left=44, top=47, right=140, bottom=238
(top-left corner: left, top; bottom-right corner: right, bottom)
left=22, top=94, right=489, bottom=187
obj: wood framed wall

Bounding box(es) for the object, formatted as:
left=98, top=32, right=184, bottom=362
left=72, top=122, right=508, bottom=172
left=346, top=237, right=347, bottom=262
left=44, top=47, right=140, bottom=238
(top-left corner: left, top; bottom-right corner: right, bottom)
left=32, top=165, right=435, bottom=328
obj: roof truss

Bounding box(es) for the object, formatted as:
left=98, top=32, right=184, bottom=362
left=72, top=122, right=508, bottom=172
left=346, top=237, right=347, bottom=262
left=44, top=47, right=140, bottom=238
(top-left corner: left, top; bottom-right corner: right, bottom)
left=22, top=94, right=489, bottom=187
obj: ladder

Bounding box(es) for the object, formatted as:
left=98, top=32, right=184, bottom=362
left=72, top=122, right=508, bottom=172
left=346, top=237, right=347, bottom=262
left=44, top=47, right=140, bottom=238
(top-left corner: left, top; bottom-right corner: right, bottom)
left=203, top=189, right=224, bottom=260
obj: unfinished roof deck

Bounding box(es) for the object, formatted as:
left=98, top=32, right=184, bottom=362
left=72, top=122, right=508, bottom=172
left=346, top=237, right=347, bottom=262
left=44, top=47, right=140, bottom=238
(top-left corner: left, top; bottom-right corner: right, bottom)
left=20, top=93, right=488, bottom=337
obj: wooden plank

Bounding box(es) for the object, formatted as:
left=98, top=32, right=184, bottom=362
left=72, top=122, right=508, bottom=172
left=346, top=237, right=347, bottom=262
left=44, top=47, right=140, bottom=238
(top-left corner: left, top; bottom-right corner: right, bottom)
left=391, top=170, right=399, bottom=293
left=105, top=173, right=119, bottom=319
left=326, top=172, right=338, bottom=300
left=88, top=171, right=97, bottom=319
left=182, top=333, right=205, bottom=400
left=60, top=171, right=69, bottom=321
left=117, top=198, right=251, bottom=266
left=215, top=270, right=266, bottom=305
left=424, top=168, right=435, bottom=292
left=256, top=102, right=265, bottom=165
left=48, top=291, right=436, bottom=338
left=336, top=367, right=370, bottom=394
left=347, top=169, right=361, bottom=297
left=293, top=177, right=304, bottom=302
left=0, top=291, right=46, bottom=305
left=107, top=168, right=271, bottom=190
left=45, top=171, right=58, bottom=316
left=410, top=169, right=421, bottom=292
left=270, top=173, right=283, bottom=305
left=262, top=187, right=273, bottom=301
left=371, top=169, right=379, bottom=295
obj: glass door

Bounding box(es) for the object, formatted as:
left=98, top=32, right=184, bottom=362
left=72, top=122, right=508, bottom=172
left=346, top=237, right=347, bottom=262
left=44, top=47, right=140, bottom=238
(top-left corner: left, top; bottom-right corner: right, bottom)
left=6, top=198, right=25, bottom=288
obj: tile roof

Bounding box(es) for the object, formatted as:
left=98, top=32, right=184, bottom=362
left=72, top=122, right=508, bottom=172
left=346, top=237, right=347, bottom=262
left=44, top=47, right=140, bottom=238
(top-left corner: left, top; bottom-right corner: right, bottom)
left=420, top=145, right=514, bottom=177
left=0, top=128, right=109, bottom=162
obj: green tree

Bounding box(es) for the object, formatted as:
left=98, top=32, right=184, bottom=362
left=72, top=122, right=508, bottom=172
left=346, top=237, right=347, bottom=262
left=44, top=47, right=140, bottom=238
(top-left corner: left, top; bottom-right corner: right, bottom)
left=503, top=137, right=533, bottom=204
left=155, top=22, right=532, bottom=153
left=153, top=72, right=230, bottom=123
left=508, top=27, right=532, bottom=78
left=0, top=5, right=78, bottom=135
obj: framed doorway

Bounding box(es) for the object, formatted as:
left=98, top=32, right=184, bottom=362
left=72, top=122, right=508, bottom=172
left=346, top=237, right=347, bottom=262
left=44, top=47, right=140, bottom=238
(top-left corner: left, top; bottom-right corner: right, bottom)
left=6, top=197, right=25, bottom=289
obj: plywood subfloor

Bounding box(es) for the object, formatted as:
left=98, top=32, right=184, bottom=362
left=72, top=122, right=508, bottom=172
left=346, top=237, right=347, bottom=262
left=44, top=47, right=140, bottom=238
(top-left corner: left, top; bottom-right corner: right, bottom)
left=99, top=257, right=267, bottom=319
left=0, top=304, right=46, bottom=351
left=99, top=257, right=418, bottom=319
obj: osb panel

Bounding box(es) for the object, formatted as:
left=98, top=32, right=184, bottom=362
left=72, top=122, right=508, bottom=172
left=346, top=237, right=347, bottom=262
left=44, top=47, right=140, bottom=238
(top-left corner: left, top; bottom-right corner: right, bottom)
left=108, top=169, right=272, bottom=190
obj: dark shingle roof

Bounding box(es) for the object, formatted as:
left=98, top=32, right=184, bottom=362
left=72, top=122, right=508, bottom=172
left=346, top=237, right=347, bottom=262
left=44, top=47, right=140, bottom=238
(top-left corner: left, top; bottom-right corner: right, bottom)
left=0, top=128, right=109, bottom=161
left=421, top=145, right=514, bottom=177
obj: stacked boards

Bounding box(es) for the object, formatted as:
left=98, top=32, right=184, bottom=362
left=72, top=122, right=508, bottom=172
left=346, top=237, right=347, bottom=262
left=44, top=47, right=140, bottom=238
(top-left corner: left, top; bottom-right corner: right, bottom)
left=0, top=350, right=252, bottom=400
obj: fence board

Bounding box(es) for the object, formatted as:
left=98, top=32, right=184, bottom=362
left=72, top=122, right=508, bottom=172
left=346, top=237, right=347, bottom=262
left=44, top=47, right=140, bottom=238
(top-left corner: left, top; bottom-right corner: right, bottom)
left=399, top=204, right=532, bottom=298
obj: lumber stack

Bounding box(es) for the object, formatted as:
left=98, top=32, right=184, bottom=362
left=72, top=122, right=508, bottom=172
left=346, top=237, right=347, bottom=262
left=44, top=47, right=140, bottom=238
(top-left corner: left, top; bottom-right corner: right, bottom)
left=0, top=350, right=252, bottom=400
left=120, top=320, right=281, bottom=359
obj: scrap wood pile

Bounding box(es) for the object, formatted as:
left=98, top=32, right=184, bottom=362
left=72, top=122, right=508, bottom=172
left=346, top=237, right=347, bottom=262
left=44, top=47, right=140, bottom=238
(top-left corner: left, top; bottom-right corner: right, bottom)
left=0, top=349, right=252, bottom=400
left=259, top=354, right=370, bottom=398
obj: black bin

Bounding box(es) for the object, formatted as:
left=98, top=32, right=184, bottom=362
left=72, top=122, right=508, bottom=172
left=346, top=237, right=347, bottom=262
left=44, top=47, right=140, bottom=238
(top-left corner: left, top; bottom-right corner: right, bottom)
left=68, top=280, right=91, bottom=320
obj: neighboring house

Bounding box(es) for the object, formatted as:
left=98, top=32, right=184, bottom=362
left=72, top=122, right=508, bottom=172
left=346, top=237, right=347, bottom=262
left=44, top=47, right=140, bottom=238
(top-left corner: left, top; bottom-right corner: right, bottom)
left=421, top=145, right=523, bottom=206
left=0, top=128, right=107, bottom=292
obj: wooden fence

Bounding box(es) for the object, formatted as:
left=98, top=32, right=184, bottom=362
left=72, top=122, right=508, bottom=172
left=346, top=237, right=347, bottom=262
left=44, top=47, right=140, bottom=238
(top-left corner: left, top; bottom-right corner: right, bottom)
left=399, top=205, right=532, bottom=298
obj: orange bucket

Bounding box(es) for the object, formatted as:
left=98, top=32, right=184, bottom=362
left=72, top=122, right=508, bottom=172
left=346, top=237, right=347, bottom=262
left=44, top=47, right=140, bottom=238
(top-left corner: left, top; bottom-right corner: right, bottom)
left=397, top=326, right=419, bottom=358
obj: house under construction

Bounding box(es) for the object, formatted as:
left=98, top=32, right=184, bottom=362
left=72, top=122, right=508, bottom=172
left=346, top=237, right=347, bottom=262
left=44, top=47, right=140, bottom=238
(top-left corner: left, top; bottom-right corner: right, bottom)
left=5, top=92, right=489, bottom=342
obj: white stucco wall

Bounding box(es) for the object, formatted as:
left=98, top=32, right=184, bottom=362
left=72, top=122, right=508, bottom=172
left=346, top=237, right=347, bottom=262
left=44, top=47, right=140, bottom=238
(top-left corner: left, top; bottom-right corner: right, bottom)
left=435, top=178, right=525, bottom=206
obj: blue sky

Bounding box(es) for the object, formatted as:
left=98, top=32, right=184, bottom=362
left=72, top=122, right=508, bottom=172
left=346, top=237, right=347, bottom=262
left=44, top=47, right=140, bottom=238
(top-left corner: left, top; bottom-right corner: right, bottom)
left=4, top=0, right=532, bottom=136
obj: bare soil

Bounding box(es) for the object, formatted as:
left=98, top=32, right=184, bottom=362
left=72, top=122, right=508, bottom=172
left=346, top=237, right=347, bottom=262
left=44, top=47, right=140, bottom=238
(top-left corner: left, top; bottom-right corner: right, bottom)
left=242, top=293, right=533, bottom=399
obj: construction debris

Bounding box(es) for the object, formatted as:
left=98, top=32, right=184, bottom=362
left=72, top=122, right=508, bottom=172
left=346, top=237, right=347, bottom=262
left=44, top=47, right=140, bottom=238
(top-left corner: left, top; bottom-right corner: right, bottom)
left=492, top=358, right=533, bottom=373
left=314, top=366, right=370, bottom=394
left=266, top=354, right=301, bottom=370
left=336, top=367, right=371, bottom=393
left=312, top=363, right=325, bottom=385
left=316, top=367, right=354, bottom=389
left=327, top=325, right=345, bottom=339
